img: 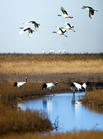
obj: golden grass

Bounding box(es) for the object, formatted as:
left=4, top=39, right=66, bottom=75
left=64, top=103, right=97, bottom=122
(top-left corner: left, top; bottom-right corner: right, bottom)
left=0, top=53, right=103, bottom=61
left=0, top=102, right=53, bottom=135
left=0, top=60, right=103, bottom=74
left=0, top=54, right=103, bottom=74
left=1, top=131, right=103, bottom=139
left=0, top=82, right=54, bottom=135
left=0, top=54, right=103, bottom=137
left=81, top=89, right=103, bottom=113
left=0, top=81, right=69, bottom=106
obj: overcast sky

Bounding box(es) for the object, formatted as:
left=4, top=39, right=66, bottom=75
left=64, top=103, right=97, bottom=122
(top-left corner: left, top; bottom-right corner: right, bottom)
left=0, top=0, right=103, bottom=53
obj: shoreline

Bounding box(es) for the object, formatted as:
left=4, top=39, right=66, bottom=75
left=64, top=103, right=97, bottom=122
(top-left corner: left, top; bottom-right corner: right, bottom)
left=0, top=79, right=103, bottom=105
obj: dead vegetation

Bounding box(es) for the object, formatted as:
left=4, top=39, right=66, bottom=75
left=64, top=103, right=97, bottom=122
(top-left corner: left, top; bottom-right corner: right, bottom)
left=0, top=54, right=103, bottom=137
left=0, top=82, right=54, bottom=136
left=0, top=102, right=53, bottom=135
left=0, top=81, right=70, bottom=106
left=1, top=131, right=103, bottom=139
left=0, top=54, right=103, bottom=75
left=81, top=89, right=103, bottom=113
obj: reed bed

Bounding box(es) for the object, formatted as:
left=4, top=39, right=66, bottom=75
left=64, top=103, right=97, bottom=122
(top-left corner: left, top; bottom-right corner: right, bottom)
left=0, top=53, right=103, bottom=62
left=0, top=81, right=69, bottom=105
left=0, top=82, right=54, bottom=135
left=1, top=131, right=103, bottom=139
left=0, top=54, right=103, bottom=75
left=81, top=89, right=103, bottom=113
left=0, top=102, right=53, bottom=135
left=0, top=54, right=103, bottom=137
left=1, top=60, right=103, bottom=74
left=0, top=82, right=43, bottom=105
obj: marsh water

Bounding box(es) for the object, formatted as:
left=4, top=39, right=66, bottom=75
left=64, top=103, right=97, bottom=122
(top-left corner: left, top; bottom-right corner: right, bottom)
left=18, top=92, right=103, bottom=132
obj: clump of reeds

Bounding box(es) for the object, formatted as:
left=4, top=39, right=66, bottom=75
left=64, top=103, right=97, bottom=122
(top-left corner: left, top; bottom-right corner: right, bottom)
left=0, top=102, right=53, bottom=135
left=0, top=81, right=54, bottom=135
left=81, top=89, right=103, bottom=113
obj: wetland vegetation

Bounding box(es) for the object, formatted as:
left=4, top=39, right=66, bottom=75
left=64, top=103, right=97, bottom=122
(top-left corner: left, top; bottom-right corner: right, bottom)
left=0, top=54, right=103, bottom=138
left=81, top=89, right=103, bottom=113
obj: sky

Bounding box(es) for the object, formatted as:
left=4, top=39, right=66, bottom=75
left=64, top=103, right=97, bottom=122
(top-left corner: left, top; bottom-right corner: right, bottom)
left=0, top=0, right=103, bottom=54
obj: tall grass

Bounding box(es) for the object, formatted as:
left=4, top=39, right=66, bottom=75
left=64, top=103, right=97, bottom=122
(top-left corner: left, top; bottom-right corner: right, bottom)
left=81, top=89, right=103, bottom=113
left=0, top=54, right=103, bottom=75
left=0, top=81, right=70, bottom=106
left=0, top=53, right=103, bottom=61
left=0, top=102, right=53, bottom=135
left=0, top=82, right=54, bottom=135
left=1, top=131, right=103, bottom=139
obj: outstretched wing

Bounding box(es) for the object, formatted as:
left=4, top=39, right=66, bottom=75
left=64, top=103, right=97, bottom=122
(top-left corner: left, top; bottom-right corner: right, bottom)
left=67, top=23, right=72, bottom=28
left=61, top=6, right=68, bottom=15
left=27, top=20, right=40, bottom=28
left=82, top=6, right=88, bottom=9
left=19, top=26, right=28, bottom=35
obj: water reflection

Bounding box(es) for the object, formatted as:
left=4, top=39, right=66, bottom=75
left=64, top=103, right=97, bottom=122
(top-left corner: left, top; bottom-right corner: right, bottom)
left=71, top=93, right=75, bottom=104
left=18, top=92, right=103, bottom=132
left=42, top=97, right=52, bottom=116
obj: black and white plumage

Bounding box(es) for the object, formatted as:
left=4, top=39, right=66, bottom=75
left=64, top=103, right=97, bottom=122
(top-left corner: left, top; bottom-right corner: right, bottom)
left=19, top=26, right=34, bottom=37
left=42, top=82, right=58, bottom=90
left=70, top=82, right=89, bottom=92
left=65, top=22, right=75, bottom=32
left=52, top=27, right=68, bottom=37
left=82, top=6, right=98, bottom=19
left=25, top=20, right=40, bottom=30
left=58, top=6, right=73, bottom=19
left=14, top=77, right=27, bottom=88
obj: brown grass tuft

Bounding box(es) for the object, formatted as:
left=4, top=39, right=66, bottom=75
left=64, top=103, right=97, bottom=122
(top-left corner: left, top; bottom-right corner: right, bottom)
left=81, top=89, right=103, bottom=113
left=0, top=102, right=53, bottom=135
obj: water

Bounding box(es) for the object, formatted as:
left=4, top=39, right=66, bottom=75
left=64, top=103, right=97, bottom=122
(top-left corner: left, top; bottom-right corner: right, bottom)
left=18, top=92, right=103, bottom=132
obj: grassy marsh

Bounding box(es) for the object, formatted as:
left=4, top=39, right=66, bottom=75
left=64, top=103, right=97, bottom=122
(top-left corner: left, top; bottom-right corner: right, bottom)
left=0, top=102, right=53, bottom=135
left=0, top=54, right=103, bottom=75
left=0, top=54, right=103, bottom=138
left=81, top=89, right=103, bottom=113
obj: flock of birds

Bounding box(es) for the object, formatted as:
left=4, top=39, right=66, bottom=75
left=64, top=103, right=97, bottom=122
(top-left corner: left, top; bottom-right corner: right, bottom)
left=19, top=20, right=40, bottom=37
left=14, top=77, right=89, bottom=94
left=19, top=5, right=98, bottom=38
left=17, top=3, right=97, bottom=92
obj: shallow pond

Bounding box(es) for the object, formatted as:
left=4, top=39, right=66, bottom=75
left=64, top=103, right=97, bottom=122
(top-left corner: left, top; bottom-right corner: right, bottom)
left=18, top=92, right=103, bottom=132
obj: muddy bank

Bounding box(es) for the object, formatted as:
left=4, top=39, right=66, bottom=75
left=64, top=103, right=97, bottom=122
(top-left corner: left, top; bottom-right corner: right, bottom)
left=0, top=72, right=103, bottom=82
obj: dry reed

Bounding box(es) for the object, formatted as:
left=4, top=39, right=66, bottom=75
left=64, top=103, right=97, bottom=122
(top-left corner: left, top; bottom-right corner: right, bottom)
left=0, top=102, right=53, bottom=135
left=0, top=54, right=103, bottom=75
left=81, top=89, right=103, bottom=113
left=1, top=131, right=103, bottom=139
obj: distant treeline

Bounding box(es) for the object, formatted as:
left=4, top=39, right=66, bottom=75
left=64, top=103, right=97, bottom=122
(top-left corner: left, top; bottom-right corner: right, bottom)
left=0, top=53, right=103, bottom=62
left=0, top=52, right=103, bottom=55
